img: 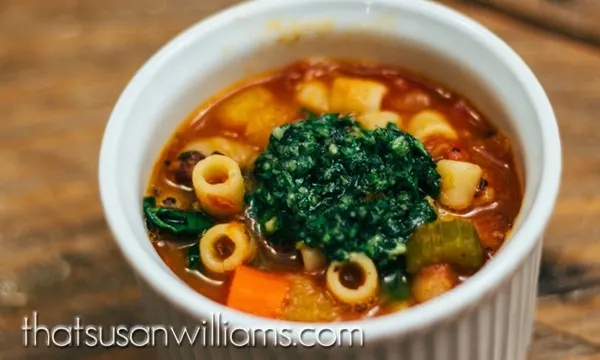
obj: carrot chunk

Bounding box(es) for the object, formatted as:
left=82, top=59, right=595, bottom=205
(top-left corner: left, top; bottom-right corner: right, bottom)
left=226, top=266, right=291, bottom=318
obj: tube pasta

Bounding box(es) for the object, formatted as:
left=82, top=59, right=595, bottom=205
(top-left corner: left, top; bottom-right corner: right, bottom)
left=436, top=159, right=483, bottom=210
left=326, top=253, right=378, bottom=304
left=200, top=222, right=255, bottom=273
left=299, top=246, right=327, bottom=272
left=407, top=110, right=458, bottom=141
left=296, top=80, right=329, bottom=112
left=183, top=136, right=258, bottom=170
left=357, top=111, right=402, bottom=130
left=192, top=155, right=245, bottom=217
left=329, top=77, right=388, bottom=113
left=155, top=188, right=193, bottom=209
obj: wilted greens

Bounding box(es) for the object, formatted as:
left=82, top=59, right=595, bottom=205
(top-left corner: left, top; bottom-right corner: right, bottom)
left=247, top=112, right=441, bottom=270
left=187, top=242, right=202, bottom=270
left=143, top=197, right=213, bottom=237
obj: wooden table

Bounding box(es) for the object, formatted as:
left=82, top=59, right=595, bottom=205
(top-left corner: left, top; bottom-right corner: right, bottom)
left=1, top=1, right=599, bottom=359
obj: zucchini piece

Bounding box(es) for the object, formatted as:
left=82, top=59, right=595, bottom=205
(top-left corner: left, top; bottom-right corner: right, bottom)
left=406, top=219, right=484, bottom=274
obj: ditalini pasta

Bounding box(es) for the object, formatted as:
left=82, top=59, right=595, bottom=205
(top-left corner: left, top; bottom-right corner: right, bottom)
left=436, top=159, right=483, bottom=210
left=407, top=110, right=458, bottom=141
left=298, top=246, right=327, bottom=272
left=143, top=59, right=522, bottom=322
left=200, top=222, right=255, bottom=273
left=183, top=136, right=257, bottom=170
left=192, top=154, right=245, bottom=217
left=326, top=253, right=379, bottom=305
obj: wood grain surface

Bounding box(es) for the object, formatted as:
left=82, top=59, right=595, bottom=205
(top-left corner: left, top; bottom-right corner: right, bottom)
left=473, top=0, right=600, bottom=46
left=1, top=0, right=600, bottom=359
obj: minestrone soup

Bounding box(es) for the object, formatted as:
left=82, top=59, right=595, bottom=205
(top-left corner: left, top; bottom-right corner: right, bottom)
left=143, top=59, right=522, bottom=321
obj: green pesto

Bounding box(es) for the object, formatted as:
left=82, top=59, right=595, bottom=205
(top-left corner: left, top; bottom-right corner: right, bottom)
left=247, top=112, right=441, bottom=271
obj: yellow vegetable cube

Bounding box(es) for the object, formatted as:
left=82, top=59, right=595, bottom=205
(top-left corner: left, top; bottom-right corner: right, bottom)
left=357, top=111, right=402, bottom=130
left=281, top=275, right=340, bottom=322
left=296, top=81, right=329, bottom=112
left=329, top=77, right=388, bottom=113
left=244, top=104, right=296, bottom=148
left=412, top=264, right=458, bottom=303
left=217, top=86, right=275, bottom=130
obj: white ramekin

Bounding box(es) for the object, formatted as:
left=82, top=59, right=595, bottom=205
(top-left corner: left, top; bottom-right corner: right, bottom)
left=99, top=0, right=561, bottom=359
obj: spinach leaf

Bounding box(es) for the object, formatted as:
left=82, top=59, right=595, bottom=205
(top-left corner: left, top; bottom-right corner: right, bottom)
left=143, top=197, right=213, bottom=236
left=247, top=112, right=440, bottom=271
left=381, top=269, right=412, bottom=301
left=187, top=242, right=202, bottom=270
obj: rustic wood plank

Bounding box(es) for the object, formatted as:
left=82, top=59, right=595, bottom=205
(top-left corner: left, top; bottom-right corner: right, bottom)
left=472, top=0, right=600, bottom=45
left=444, top=2, right=600, bottom=355
left=537, top=290, right=600, bottom=346
left=0, top=0, right=599, bottom=359
left=529, top=323, right=600, bottom=360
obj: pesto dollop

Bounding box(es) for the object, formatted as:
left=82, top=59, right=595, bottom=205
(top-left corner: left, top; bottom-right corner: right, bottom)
left=247, top=113, right=440, bottom=270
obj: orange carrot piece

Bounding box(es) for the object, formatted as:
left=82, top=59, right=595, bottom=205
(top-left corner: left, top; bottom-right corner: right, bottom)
left=226, top=266, right=291, bottom=318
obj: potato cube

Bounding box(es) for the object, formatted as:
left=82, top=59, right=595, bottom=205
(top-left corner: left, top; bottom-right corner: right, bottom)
left=329, top=77, right=388, bottom=113
left=281, top=275, right=340, bottom=322
left=436, top=159, right=483, bottom=210
left=357, top=111, right=402, bottom=130
left=412, top=264, right=458, bottom=303
left=217, top=86, right=274, bottom=130
left=296, top=81, right=329, bottom=112
left=244, top=104, right=296, bottom=147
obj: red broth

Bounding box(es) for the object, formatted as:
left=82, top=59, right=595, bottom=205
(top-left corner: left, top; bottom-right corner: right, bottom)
left=145, top=59, right=522, bottom=321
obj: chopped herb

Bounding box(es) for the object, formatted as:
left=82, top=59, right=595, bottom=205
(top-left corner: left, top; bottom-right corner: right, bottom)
left=143, top=197, right=213, bottom=236
left=247, top=112, right=440, bottom=270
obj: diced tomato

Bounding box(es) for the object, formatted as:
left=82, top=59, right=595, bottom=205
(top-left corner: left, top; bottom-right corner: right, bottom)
left=422, top=137, right=471, bottom=162
left=472, top=213, right=510, bottom=251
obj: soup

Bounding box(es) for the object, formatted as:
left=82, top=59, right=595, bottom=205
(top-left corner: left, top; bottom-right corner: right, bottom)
left=143, top=59, right=522, bottom=322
